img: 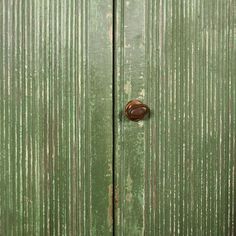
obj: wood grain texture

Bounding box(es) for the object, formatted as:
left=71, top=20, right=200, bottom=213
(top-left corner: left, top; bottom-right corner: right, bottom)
left=0, top=0, right=113, bottom=235
left=114, top=0, right=236, bottom=235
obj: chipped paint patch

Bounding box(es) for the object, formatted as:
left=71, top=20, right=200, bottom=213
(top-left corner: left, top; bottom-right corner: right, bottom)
left=106, top=12, right=112, bottom=44
left=124, top=80, right=132, bottom=95
left=108, top=24, right=112, bottom=44
left=138, top=88, right=145, bottom=99
left=138, top=121, right=144, bottom=128
left=126, top=172, right=133, bottom=202
left=125, top=1, right=130, bottom=7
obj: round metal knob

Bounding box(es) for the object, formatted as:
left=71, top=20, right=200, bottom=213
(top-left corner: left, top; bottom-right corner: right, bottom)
left=125, top=100, right=150, bottom=122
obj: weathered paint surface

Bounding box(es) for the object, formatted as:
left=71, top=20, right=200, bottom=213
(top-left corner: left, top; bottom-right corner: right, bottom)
left=0, top=0, right=113, bottom=235
left=115, top=0, right=236, bottom=235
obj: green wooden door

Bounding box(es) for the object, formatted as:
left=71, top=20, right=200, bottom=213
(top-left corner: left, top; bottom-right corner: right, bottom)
left=1, top=0, right=236, bottom=236
left=0, top=0, right=113, bottom=235
left=114, top=0, right=236, bottom=235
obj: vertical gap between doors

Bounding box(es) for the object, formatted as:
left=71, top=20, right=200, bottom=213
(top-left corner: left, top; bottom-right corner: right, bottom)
left=112, top=0, right=116, bottom=235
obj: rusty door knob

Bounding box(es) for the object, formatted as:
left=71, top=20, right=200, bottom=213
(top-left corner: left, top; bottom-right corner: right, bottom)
left=125, top=100, right=150, bottom=122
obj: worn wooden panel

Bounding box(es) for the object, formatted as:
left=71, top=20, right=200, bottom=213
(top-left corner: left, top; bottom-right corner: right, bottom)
left=115, top=0, right=236, bottom=235
left=0, top=0, right=113, bottom=235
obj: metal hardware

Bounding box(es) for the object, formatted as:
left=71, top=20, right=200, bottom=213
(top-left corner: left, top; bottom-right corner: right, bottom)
left=125, top=99, right=150, bottom=122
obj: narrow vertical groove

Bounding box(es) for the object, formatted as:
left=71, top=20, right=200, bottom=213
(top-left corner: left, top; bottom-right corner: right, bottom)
left=112, top=1, right=116, bottom=236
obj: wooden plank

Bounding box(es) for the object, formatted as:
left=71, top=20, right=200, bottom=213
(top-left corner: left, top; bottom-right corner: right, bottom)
left=115, top=0, right=236, bottom=235
left=0, top=0, right=113, bottom=235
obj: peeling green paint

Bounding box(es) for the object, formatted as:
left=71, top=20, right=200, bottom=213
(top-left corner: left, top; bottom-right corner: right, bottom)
left=1, top=0, right=236, bottom=235
left=0, top=0, right=113, bottom=235
left=115, top=0, right=236, bottom=235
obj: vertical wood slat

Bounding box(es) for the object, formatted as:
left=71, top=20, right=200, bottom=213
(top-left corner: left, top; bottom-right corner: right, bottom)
left=115, top=0, right=236, bottom=235
left=0, top=0, right=113, bottom=235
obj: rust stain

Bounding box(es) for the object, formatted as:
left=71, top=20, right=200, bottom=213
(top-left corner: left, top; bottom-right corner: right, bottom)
left=107, top=184, right=113, bottom=231
left=115, top=186, right=119, bottom=208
